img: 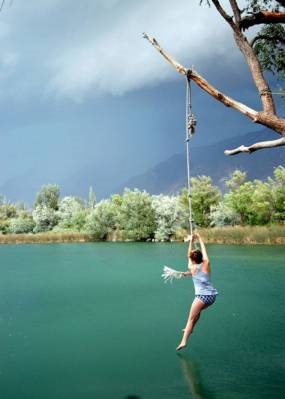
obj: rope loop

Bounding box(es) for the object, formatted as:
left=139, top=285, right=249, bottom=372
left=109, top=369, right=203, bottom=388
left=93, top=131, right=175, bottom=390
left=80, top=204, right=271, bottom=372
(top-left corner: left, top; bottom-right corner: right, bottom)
left=186, top=71, right=197, bottom=137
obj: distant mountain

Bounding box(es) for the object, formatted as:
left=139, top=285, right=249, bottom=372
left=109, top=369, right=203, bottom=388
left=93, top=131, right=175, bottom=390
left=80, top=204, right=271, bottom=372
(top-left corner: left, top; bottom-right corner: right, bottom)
left=0, top=161, right=122, bottom=206
left=1, top=129, right=284, bottom=205
left=117, top=130, right=285, bottom=194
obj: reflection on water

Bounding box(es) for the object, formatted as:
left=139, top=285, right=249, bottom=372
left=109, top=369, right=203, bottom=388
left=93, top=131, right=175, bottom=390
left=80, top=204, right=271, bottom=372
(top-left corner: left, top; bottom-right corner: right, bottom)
left=177, top=354, right=215, bottom=399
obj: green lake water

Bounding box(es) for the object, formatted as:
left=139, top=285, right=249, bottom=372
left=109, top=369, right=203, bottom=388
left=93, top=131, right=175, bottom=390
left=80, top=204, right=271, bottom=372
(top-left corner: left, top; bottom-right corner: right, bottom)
left=0, top=243, right=284, bottom=399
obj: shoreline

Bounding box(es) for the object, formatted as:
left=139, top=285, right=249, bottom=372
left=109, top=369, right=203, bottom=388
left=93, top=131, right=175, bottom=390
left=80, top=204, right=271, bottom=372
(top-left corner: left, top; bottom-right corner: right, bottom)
left=0, top=225, right=284, bottom=245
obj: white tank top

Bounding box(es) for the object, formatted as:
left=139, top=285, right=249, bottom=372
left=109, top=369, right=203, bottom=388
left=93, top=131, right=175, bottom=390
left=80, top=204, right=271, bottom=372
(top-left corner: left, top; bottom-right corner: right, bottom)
left=191, top=263, right=218, bottom=296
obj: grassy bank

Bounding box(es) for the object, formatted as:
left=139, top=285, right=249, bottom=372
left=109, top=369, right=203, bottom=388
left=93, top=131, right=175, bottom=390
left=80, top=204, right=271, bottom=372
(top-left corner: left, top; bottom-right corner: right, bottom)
left=0, top=232, right=95, bottom=244
left=0, top=225, right=285, bottom=245
left=195, top=225, right=285, bottom=245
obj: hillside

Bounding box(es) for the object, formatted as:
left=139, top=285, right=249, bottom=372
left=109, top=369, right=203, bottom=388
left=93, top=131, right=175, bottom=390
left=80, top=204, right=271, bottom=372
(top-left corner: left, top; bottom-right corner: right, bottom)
left=117, top=130, right=285, bottom=194
left=1, top=129, right=284, bottom=204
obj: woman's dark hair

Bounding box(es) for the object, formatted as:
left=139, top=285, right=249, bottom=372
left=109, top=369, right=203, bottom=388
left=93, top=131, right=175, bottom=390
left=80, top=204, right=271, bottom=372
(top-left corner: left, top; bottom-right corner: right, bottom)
left=189, top=249, right=203, bottom=264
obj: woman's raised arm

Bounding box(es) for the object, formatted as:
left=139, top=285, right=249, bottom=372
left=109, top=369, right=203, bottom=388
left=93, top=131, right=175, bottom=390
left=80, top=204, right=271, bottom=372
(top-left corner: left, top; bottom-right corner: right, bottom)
left=196, top=233, right=210, bottom=272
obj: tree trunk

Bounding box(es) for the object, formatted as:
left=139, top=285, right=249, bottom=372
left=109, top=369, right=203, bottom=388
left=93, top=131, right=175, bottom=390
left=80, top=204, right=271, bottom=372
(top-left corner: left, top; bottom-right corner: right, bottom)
left=233, top=30, right=276, bottom=115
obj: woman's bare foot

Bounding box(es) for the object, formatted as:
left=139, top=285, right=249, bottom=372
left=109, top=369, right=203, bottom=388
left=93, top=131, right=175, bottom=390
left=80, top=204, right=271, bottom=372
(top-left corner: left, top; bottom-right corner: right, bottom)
left=176, top=342, right=187, bottom=351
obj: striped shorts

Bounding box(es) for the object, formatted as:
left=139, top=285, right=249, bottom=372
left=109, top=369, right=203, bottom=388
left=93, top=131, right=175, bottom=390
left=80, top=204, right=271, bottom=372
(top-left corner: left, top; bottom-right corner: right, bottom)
left=195, top=294, right=217, bottom=306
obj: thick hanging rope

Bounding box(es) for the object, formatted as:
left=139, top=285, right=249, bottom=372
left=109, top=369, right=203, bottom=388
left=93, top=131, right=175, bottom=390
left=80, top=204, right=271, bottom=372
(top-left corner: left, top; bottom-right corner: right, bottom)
left=185, top=70, right=197, bottom=236
left=162, top=71, right=198, bottom=284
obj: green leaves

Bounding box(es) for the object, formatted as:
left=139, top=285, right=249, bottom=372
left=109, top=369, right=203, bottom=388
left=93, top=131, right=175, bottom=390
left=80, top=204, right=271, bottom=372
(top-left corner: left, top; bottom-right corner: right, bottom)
left=224, top=167, right=285, bottom=225
left=34, top=184, right=60, bottom=211
left=245, top=1, right=282, bottom=14
left=179, top=176, right=221, bottom=228
left=253, top=24, right=285, bottom=81
left=119, top=189, right=156, bottom=241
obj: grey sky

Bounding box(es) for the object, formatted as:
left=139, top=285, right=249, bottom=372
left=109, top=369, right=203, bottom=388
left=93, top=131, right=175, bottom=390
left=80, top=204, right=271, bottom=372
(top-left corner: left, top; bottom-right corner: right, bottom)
left=0, top=0, right=283, bottom=203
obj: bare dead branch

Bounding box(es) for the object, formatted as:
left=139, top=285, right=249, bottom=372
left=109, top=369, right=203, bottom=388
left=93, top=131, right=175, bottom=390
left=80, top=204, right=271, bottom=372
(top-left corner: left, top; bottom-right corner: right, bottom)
left=143, top=33, right=259, bottom=121
left=224, top=137, right=285, bottom=155
left=240, top=11, right=285, bottom=30
left=142, top=33, right=187, bottom=75
left=143, top=33, right=285, bottom=133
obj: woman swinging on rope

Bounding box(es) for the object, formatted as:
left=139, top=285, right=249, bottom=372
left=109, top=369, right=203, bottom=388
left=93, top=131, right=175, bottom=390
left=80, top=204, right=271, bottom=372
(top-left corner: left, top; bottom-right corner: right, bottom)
left=176, top=232, right=218, bottom=351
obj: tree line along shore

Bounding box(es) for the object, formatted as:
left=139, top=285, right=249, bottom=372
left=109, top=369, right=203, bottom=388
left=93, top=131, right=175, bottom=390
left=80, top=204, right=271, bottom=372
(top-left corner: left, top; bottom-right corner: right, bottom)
left=0, top=167, right=284, bottom=245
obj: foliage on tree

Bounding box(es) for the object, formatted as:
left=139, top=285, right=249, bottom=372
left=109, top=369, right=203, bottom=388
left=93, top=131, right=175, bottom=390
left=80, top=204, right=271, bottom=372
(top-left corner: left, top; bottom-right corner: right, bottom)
left=225, top=170, right=247, bottom=191
left=210, top=202, right=241, bottom=226
left=268, top=165, right=285, bottom=221
left=0, top=196, right=18, bottom=233
left=34, top=184, right=60, bottom=211
left=32, top=204, right=58, bottom=233
left=68, top=210, right=89, bottom=232
left=180, top=176, right=221, bottom=227
left=118, top=189, right=156, bottom=241
left=152, top=195, right=179, bottom=241
left=1, top=165, right=284, bottom=238
left=86, top=199, right=118, bottom=239
left=0, top=200, right=17, bottom=220
left=224, top=171, right=274, bottom=224
left=8, top=213, right=35, bottom=234
left=56, top=196, right=85, bottom=230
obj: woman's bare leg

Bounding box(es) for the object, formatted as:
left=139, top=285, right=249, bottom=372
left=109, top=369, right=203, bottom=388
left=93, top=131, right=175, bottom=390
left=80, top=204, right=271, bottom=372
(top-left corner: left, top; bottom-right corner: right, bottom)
left=176, top=298, right=208, bottom=350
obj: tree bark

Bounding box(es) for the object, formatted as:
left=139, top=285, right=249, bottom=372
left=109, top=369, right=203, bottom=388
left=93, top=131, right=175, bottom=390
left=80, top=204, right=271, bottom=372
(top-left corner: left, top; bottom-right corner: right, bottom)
left=212, top=0, right=277, bottom=115
left=233, top=30, right=276, bottom=115
left=240, top=11, right=285, bottom=30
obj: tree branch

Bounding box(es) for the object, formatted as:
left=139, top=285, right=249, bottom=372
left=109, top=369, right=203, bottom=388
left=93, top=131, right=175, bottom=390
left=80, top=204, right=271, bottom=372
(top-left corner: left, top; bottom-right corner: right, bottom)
left=143, top=32, right=285, bottom=133
left=229, top=0, right=241, bottom=24
left=142, top=33, right=187, bottom=75
left=143, top=32, right=258, bottom=120
left=240, top=11, right=285, bottom=30
left=211, top=0, right=236, bottom=29
left=224, top=137, right=285, bottom=155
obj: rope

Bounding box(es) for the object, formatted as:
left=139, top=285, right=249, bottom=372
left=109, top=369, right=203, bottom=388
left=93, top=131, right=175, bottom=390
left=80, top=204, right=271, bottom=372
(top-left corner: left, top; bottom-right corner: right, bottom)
left=185, top=71, right=196, bottom=236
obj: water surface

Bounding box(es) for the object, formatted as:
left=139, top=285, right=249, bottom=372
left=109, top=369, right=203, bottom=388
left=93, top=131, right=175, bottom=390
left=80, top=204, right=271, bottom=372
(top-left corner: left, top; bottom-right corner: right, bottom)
left=0, top=243, right=284, bottom=399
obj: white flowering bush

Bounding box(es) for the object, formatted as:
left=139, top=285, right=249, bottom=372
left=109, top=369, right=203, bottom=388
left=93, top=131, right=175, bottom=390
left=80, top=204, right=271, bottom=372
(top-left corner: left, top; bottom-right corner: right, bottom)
left=210, top=202, right=241, bottom=227
left=152, top=195, right=179, bottom=241
left=56, top=196, right=85, bottom=230
left=8, top=214, right=35, bottom=234
left=32, top=204, right=58, bottom=232
left=34, top=184, right=60, bottom=210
